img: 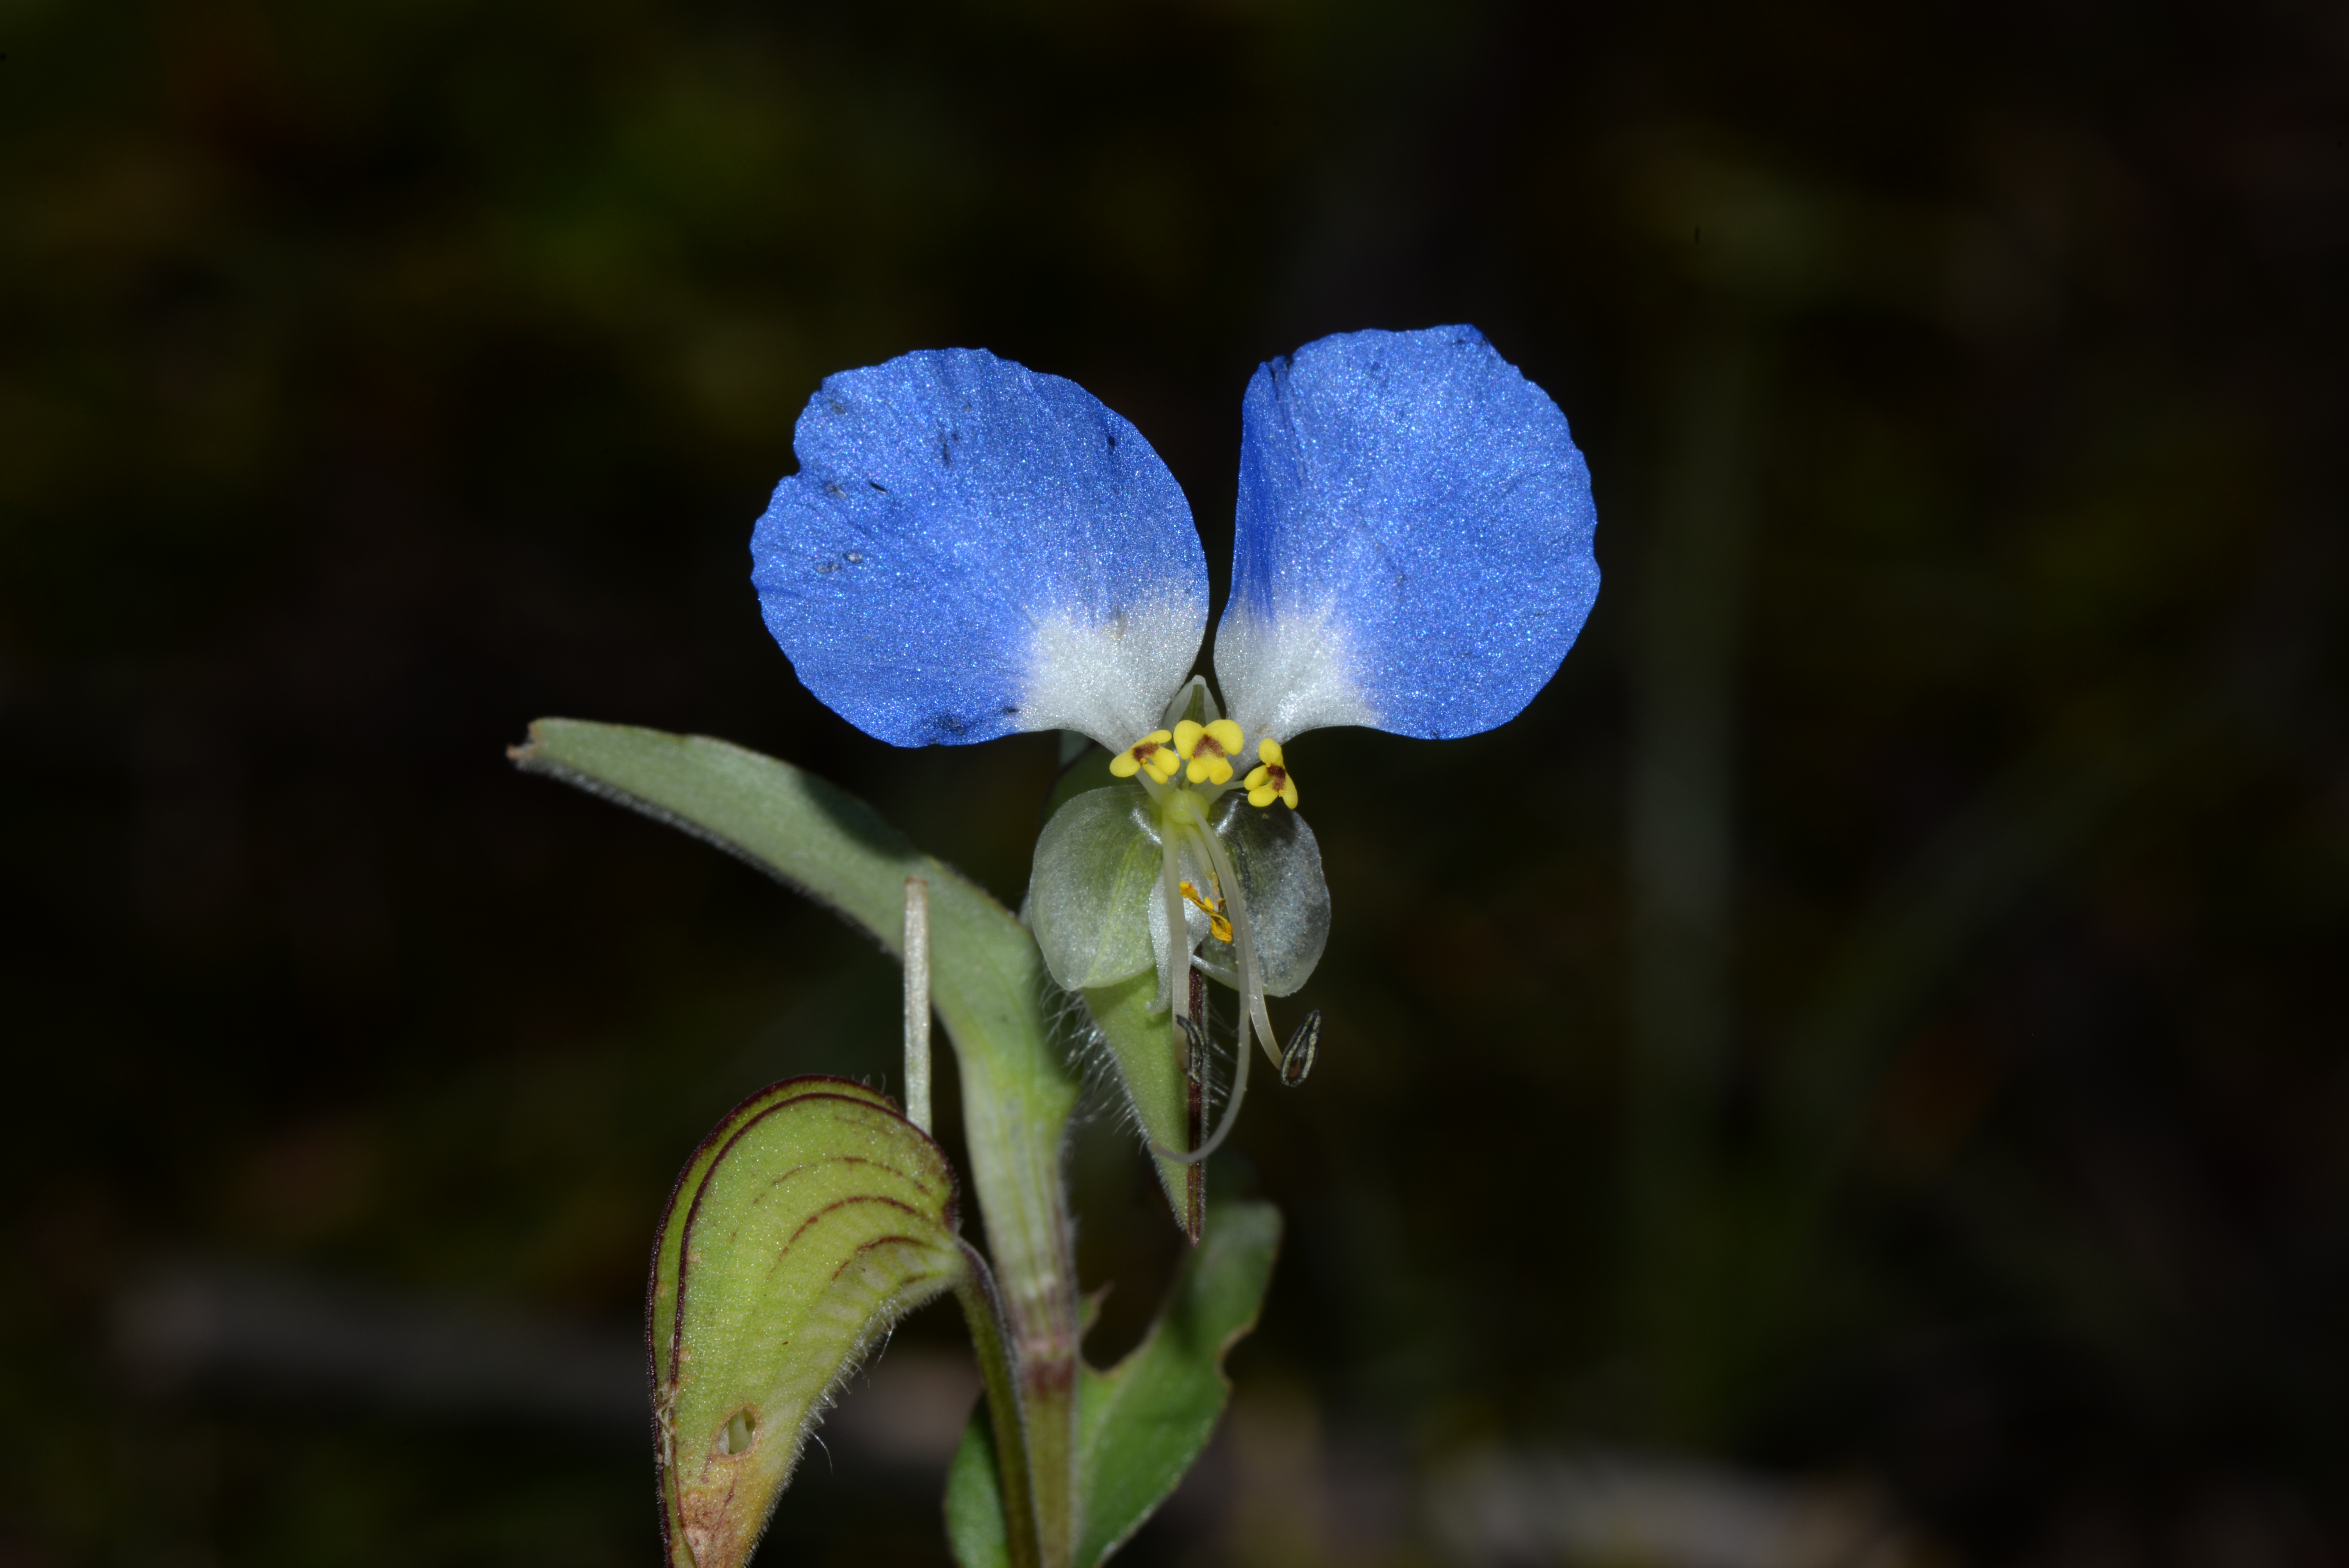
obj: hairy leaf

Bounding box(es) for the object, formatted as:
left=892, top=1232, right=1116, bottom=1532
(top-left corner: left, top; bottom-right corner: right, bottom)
left=651, top=1078, right=966, bottom=1568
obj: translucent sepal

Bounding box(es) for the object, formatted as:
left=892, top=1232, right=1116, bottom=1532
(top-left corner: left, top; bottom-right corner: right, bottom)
left=1192, top=793, right=1330, bottom=998
left=1027, top=784, right=1162, bottom=992
left=1028, top=785, right=1217, bottom=1002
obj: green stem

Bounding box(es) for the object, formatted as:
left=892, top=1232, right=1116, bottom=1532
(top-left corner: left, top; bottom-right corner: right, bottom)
left=902, top=866, right=1082, bottom=1568
left=948, top=1003, right=1081, bottom=1568
left=955, top=1243, right=1041, bottom=1568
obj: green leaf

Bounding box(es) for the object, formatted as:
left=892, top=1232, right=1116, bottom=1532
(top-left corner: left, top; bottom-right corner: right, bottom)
left=1074, top=1199, right=1281, bottom=1565
left=513, top=716, right=955, bottom=959
left=945, top=1400, right=1014, bottom=1568
left=945, top=1201, right=1282, bottom=1568
left=651, top=1077, right=966, bottom=1568
left=1080, top=971, right=1201, bottom=1242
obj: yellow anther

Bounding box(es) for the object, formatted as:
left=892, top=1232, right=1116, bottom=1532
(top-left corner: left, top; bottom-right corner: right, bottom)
left=1179, top=879, right=1234, bottom=944
left=1173, top=717, right=1246, bottom=786
left=1108, top=729, right=1177, bottom=784
left=1243, top=736, right=1299, bottom=809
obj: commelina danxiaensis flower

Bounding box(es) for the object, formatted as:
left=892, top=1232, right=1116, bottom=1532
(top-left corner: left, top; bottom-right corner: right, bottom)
left=750, top=326, right=1599, bottom=1168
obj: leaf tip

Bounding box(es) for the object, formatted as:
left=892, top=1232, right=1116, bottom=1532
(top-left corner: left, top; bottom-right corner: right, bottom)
left=505, top=718, right=549, bottom=766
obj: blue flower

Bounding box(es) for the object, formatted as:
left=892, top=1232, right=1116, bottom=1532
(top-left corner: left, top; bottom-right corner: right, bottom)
left=752, top=326, right=1599, bottom=1160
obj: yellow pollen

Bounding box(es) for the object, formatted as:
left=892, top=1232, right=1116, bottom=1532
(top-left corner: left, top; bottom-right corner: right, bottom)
left=1179, top=879, right=1234, bottom=944
left=1108, top=729, right=1177, bottom=784
left=1173, top=718, right=1246, bottom=786
left=1243, top=736, right=1299, bottom=809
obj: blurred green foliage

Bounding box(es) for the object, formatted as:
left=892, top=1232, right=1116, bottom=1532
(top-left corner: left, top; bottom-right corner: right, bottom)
left=3, top=0, right=2345, bottom=1562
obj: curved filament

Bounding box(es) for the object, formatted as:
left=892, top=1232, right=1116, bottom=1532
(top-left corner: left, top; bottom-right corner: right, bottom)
left=1152, top=814, right=1276, bottom=1167
left=1157, top=816, right=1190, bottom=1025
left=1191, top=819, right=1281, bottom=1068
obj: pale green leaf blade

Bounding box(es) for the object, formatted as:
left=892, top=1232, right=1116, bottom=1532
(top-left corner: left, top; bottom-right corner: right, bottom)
left=511, top=717, right=924, bottom=945
left=1073, top=1200, right=1282, bottom=1566
left=649, top=1075, right=902, bottom=1461
left=652, top=1081, right=966, bottom=1568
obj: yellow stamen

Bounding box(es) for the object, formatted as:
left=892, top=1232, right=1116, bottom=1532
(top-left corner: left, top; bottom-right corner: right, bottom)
left=1173, top=718, right=1246, bottom=786
left=1242, top=736, right=1299, bottom=809
left=1109, top=729, right=1177, bottom=784
left=1179, top=879, right=1234, bottom=944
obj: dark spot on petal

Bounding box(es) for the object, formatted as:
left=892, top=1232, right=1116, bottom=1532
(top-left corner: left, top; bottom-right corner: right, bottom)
left=824, top=481, right=847, bottom=498
left=1106, top=432, right=1118, bottom=449
left=814, top=560, right=838, bottom=574
left=869, top=480, right=888, bottom=493
left=938, top=434, right=952, bottom=467
left=828, top=398, right=848, bottom=415
left=916, top=712, right=972, bottom=744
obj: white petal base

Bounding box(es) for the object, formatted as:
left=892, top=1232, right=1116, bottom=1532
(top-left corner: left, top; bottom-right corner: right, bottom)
left=1020, top=594, right=1204, bottom=751
left=1214, top=604, right=1378, bottom=743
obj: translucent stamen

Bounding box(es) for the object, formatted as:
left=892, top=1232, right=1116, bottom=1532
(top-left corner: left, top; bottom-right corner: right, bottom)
left=1155, top=979, right=1251, bottom=1167
left=1180, top=1012, right=1208, bottom=1086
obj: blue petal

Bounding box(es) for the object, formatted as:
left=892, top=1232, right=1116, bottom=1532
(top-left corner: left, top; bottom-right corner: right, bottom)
left=1213, top=326, right=1601, bottom=742
left=752, top=349, right=1209, bottom=748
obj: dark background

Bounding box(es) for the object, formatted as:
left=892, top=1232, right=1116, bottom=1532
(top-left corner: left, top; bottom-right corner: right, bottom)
left=5, top=0, right=2346, bottom=1563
